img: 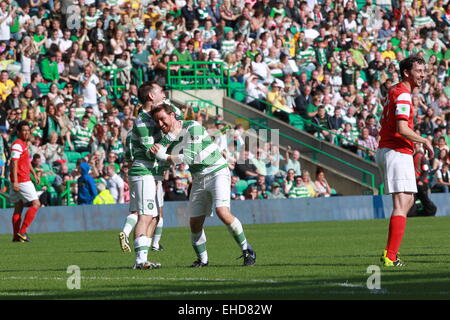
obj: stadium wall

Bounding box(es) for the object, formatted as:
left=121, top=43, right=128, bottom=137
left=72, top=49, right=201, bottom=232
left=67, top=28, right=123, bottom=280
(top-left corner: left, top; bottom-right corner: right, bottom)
left=0, top=194, right=449, bottom=234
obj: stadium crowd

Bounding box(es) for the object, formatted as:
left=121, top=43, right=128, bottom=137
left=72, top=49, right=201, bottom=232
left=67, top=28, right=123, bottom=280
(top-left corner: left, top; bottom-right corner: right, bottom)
left=0, top=0, right=450, bottom=207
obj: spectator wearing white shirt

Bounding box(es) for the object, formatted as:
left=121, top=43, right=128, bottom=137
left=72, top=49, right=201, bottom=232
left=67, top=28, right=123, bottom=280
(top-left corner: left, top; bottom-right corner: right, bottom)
left=344, top=11, right=358, bottom=32
left=80, top=63, right=100, bottom=114
left=17, top=5, right=31, bottom=39
left=59, top=30, right=73, bottom=53
left=45, top=29, right=62, bottom=50
left=303, top=18, right=320, bottom=41
left=245, top=74, right=268, bottom=112
left=0, top=2, right=15, bottom=42
left=106, top=164, right=124, bottom=204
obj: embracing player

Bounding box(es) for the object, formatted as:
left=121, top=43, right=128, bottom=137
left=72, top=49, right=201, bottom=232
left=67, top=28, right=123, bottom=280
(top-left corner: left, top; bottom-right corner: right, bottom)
left=150, top=104, right=256, bottom=267
left=376, top=56, right=434, bottom=267
left=118, top=82, right=168, bottom=269
left=119, top=82, right=182, bottom=269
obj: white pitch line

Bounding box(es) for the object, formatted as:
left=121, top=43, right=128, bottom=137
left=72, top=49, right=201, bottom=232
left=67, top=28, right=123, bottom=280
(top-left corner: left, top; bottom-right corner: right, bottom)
left=4, top=276, right=427, bottom=295
left=0, top=276, right=281, bottom=283
left=0, top=276, right=377, bottom=291
left=0, top=292, right=46, bottom=296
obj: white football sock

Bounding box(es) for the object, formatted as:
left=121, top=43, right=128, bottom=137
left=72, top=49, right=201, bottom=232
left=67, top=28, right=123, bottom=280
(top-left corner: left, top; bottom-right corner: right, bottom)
left=134, top=236, right=151, bottom=264
left=227, top=217, right=248, bottom=250
left=191, top=230, right=208, bottom=263
left=152, top=217, right=164, bottom=249
left=123, top=214, right=138, bottom=238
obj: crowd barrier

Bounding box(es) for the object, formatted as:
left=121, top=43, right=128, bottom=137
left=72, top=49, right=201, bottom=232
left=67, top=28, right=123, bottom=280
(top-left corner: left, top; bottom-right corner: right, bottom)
left=0, top=194, right=449, bottom=234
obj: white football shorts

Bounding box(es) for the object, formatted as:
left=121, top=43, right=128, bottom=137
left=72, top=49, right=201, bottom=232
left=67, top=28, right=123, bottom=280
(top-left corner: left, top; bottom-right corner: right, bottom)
left=376, top=148, right=417, bottom=194
left=129, top=175, right=159, bottom=216
left=9, top=181, right=39, bottom=204
left=189, top=167, right=231, bottom=218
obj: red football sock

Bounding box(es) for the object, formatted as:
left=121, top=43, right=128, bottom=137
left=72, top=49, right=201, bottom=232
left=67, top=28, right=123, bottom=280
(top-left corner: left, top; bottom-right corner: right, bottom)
left=12, top=212, right=22, bottom=237
left=385, top=215, right=407, bottom=261
left=19, top=206, right=39, bottom=234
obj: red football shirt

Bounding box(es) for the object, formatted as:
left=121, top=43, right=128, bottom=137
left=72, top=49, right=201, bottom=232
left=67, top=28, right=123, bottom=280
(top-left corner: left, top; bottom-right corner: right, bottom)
left=378, top=82, right=414, bottom=155
left=10, top=139, right=31, bottom=183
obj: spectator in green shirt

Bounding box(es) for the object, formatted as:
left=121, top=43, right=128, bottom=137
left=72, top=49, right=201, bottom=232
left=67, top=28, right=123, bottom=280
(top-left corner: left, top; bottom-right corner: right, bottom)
left=40, top=52, right=59, bottom=83
left=288, top=175, right=310, bottom=199
left=269, top=1, right=286, bottom=19
left=173, top=41, right=193, bottom=62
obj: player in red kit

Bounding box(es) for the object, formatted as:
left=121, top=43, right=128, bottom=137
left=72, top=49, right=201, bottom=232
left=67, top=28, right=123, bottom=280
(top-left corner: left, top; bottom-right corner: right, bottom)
left=9, top=121, right=41, bottom=242
left=376, top=56, right=434, bottom=267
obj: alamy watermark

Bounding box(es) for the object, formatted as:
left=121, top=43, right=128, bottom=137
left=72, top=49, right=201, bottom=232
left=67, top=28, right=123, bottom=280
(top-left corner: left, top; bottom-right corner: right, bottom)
left=66, top=6, right=81, bottom=30
left=366, top=265, right=381, bottom=290
left=66, top=265, right=81, bottom=290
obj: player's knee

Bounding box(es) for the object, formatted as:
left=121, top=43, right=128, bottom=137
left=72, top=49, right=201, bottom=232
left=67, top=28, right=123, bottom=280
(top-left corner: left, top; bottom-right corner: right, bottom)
left=189, top=218, right=204, bottom=233
left=32, top=200, right=41, bottom=208
left=216, top=206, right=234, bottom=224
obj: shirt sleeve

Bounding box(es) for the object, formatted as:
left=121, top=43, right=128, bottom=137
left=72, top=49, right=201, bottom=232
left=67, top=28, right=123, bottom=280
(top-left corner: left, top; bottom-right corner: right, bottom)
left=395, top=92, right=412, bottom=120
left=10, top=143, right=23, bottom=160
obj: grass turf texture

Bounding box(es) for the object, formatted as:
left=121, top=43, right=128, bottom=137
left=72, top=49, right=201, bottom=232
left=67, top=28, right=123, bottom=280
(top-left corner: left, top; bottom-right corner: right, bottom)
left=1, top=216, right=450, bottom=299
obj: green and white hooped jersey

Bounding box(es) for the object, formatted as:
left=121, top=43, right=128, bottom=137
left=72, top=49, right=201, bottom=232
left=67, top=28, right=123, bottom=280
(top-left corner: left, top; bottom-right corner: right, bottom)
left=71, top=125, right=92, bottom=149
left=159, top=120, right=228, bottom=178
left=125, top=102, right=183, bottom=177
left=126, top=110, right=161, bottom=177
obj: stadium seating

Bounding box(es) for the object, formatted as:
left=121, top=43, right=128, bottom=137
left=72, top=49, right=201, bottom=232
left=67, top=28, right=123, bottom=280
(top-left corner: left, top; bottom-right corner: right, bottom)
left=229, top=81, right=246, bottom=102
left=41, top=163, right=52, bottom=173
left=289, top=114, right=305, bottom=131
left=235, top=180, right=248, bottom=195
left=67, top=162, right=77, bottom=173
left=65, top=151, right=82, bottom=163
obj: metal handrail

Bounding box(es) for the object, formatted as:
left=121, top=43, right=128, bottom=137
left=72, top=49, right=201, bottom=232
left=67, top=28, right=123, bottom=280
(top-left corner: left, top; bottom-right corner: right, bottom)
left=171, top=89, right=377, bottom=190
left=167, top=61, right=230, bottom=90
left=0, top=177, right=10, bottom=208
left=233, top=90, right=376, bottom=157
left=99, top=67, right=143, bottom=97
left=60, top=179, right=104, bottom=206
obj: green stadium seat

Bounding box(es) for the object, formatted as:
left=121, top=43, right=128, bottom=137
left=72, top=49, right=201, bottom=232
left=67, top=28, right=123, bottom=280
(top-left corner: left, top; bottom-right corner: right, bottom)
left=289, top=114, right=305, bottom=131
left=235, top=180, right=248, bottom=195
left=37, top=82, right=51, bottom=95
left=67, top=162, right=77, bottom=173
left=356, top=0, right=366, bottom=10
left=65, top=151, right=82, bottom=163
left=46, top=174, right=56, bottom=186
left=229, top=81, right=246, bottom=102
left=41, top=163, right=52, bottom=172
left=81, top=151, right=91, bottom=158
left=57, top=82, right=67, bottom=90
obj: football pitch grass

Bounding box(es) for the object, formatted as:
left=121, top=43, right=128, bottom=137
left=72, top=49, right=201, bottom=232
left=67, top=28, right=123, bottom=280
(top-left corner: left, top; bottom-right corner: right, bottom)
left=1, top=216, right=450, bottom=300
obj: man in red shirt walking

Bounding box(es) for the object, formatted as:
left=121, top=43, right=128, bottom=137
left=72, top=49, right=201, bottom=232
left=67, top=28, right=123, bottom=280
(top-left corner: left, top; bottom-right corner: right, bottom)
left=9, top=121, right=41, bottom=242
left=376, top=56, right=435, bottom=267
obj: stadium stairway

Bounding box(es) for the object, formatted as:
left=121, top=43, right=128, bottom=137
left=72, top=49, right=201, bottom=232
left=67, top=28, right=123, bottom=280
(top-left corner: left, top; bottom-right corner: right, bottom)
left=170, top=90, right=382, bottom=196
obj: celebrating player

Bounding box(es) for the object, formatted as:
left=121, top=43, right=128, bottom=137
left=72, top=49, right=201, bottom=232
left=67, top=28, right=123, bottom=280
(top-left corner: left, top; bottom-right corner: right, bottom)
left=119, top=82, right=167, bottom=269
left=150, top=104, right=256, bottom=267
left=119, top=82, right=181, bottom=268
left=376, top=56, right=434, bottom=267
left=10, top=121, right=41, bottom=242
